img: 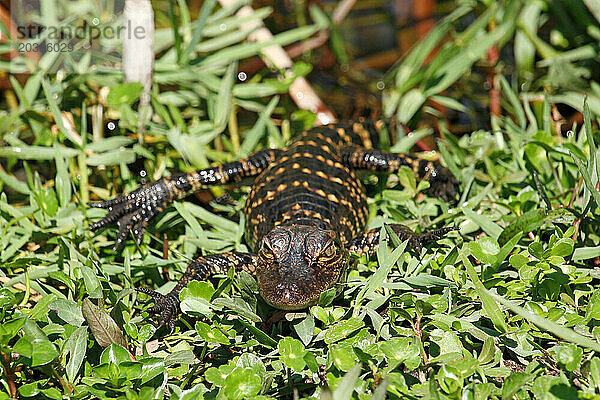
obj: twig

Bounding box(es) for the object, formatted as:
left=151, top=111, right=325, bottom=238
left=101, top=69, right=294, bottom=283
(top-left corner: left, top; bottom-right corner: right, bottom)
left=332, top=0, right=357, bottom=24
left=163, top=233, right=168, bottom=260
left=2, top=352, right=17, bottom=399
left=487, top=19, right=500, bottom=118
left=568, top=178, right=582, bottom=209
left=286, top=31, right=329, bottom=59
left=123, top=0, right=154, bottom=144
left=242, top=0, right=356, bottom=70
left=219, top=0, right=335, bottom=125
left=488, top=46, right=500, bottom=117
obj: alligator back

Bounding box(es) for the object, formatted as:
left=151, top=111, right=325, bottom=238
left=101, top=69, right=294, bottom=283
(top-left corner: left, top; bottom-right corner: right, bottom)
left=243, top=126, right=370, bottom=250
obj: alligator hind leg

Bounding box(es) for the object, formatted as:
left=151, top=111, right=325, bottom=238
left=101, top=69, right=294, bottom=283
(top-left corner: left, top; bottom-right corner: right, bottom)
left=89, top=149, right=281, bottom=249
left=138, top=251, right=257, bottom=329
left=345, top=224, right=458, bottom=256
left=340, top=146, right=459, bottom=201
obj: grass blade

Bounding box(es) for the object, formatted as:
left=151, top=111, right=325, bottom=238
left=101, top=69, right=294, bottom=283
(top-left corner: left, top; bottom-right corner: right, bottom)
left=488, top=291, right=600, bottom=352
left=181, top=0, right=217, bottom=63
left=462, top=206, right=503, bottom=239
left=460, top=246, right=508, bottom=334
left=570, top=150, right=600, bottom=211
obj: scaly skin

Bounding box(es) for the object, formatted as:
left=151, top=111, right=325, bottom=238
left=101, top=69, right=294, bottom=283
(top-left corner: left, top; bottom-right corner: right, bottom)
left=89, top=119, right=459, bottom=328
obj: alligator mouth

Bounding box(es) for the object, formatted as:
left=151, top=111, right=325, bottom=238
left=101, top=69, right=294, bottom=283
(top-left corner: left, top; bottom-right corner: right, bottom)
left=260, top=281, right=320, bottom=310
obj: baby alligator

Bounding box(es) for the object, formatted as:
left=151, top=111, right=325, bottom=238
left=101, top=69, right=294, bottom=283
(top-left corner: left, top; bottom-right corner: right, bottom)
left=89, top=120, right=458, bottom=327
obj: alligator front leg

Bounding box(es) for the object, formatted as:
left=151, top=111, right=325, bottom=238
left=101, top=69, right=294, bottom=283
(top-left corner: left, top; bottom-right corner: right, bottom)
left=89, top=149, right=281, bottom=248
left=345, top=224, right=458, bottom=256
left=138, top=251, right=257, bottom=329
left=340, top=146, right=459, bottom=201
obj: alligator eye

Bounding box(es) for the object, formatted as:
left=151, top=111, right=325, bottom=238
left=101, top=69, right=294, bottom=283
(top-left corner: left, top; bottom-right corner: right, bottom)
left=260, top=247, right=275, bottom=260
left=319, top=244, right=337, bottom=260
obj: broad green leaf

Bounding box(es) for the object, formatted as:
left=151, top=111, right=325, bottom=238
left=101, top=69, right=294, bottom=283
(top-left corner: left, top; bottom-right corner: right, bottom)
left=325, top=318, right=365, bottom=344
left=82, top=298, right=127, bottom=348
left=196, top=321, right=230, bottom=345
left=222, top=368, right=261, bottom=400
left=107, top=83, right=144, bottom=109
left=49, top=298, right=84, bottom=326
left=66, top=326, right=88, bottom=382
left=278, top=337, right=307, bottom=372
left=293, top=314, right=315, bottom=346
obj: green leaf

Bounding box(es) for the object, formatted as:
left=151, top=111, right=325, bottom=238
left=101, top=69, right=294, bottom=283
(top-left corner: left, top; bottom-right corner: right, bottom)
left=29, top=294, right=58, bottom=321
left=332, top=363, right=361, bottom=400
left=389, top=5, right=472, bottom=93
left=195, top=321, right=230, bottom=345
left=278, top=337, right=307, bottom=372
left=65, top=326, right=87, bottom=382
left=82, top=298, right=127, bottom=348
left=325, top=318, right=365, bottom=344
left=492, top=232, right=522, bottom=269
left=330, top=346, right=357, bottom=371
left=293, top=314, right=315, bottom=346
left=18, top=380, right=45, bottom=397
left=460, top=246, right=508, bottom=333
left=100, top=343, right=130, bottom=365
left=462, top=207, right=503, bottom=239
left=499, top=75, right=526, bottom=127
left=49, top=298, right=84, bottom=326
left=0, top=289, right=17, bottom=309
left=573, top=245, right=600, bottom=261
left=397, top=166, right=417, bottom=195
left=397, top=89, right=426, bottom=124
left=488, top=291, right=600, bottom=352
left=549, top=238, right=574, bottom=257
left=0, top=145, right=79, bottom=160
left=584, top=97, right=596, bottom=168
left=213, top=61, right=237, bottom=132
left=498, top=208, right=572, bottom=246
left=29, top=338, right=59, bottom=367
left=34, top=188, right=58, bottom=217
left=185, top=281, right=215, bottom=301
left=86, top=137, right=135, bottom=153
left=570, top=150, right=600, bottom=211
left=468, top=237, right=500, bottom=265
left=54, top=144, right=71, bottom=207
left=591, top=358, right=600, bottom=390
left=107, top=83, right=144, bottom=109
left=436, top=365, right=463, bottom=395
left=424, top=16, right=515, bottom=96
left=554, top=344, right=583, bottom=372
left=222, top=368, right=262, bottom=400
left=41, top=78, right=81, bottom=148
left=356, top=234, right=407, bottom=306
left=181, top=0, right=217, bottom=62
left=239, top=96, right=279, bottom=158
left=308, top=4, right=330, bottom=30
